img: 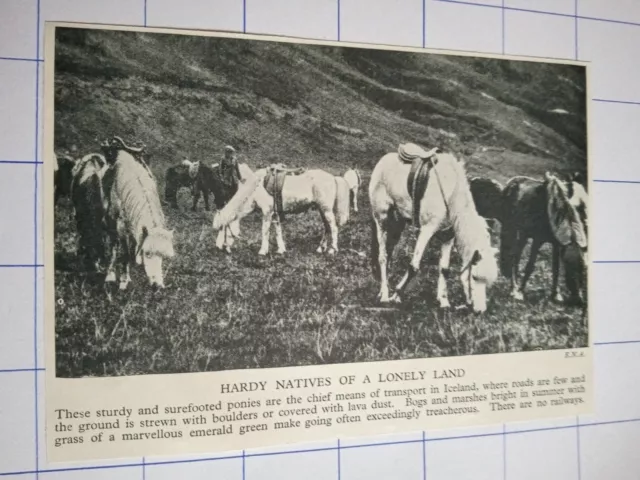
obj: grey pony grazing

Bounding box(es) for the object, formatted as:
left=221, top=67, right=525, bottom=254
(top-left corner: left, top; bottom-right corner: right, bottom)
left=101, top=140, right=174, bottom=291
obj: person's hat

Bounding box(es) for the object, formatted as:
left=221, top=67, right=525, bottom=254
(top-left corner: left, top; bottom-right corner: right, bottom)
left=224, top=145, right=236, bottom=153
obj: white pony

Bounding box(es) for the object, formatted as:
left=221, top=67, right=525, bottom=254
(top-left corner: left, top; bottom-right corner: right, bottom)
left=343, top=168, right=362, bottom=213
left=104, top=150, right=175, bottom=290
left=212, top=166, right=350, bottom=255
left=368, top=144, right=499, bottom=313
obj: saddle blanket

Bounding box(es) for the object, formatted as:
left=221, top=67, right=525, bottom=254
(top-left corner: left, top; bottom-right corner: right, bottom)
left=398, top=142, right=440, bottom=164
left=401, top=143, right=440, bottom=226
left=263, top=164, right=305, bottom=221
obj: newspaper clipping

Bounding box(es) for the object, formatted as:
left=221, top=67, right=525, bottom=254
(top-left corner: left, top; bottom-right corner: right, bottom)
left=44, top=22, right=593, bottom=462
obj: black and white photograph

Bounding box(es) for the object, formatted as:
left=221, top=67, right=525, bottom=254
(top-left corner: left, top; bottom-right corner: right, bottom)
left=50, top=24, right=589, bottom=379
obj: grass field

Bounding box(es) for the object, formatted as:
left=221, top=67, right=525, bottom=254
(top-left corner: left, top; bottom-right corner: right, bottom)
left=52, top=28, right=588, bottom=378
left=54, top=170, right=587, bottom=378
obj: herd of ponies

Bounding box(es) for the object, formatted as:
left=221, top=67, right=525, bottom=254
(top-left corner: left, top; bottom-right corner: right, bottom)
left=54, top=136, right=589, bottom=315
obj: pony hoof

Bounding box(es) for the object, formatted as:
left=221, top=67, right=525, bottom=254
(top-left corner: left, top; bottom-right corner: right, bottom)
left=327, top=248, right=336, bottom=255
left=553, top=294, right=563, bottom=303
left=511, top=291, right=524, bottom=301
left=119, top=282, right=129, bottom=291
left=388, top=293, right=402, bottom=303
left=438, top=299, right=451, bottom=309
left=258, top=250, right=268, bottom=256
left=105, top=272, right=116, bottom=283
left=376, top=292, right=389, bottom=303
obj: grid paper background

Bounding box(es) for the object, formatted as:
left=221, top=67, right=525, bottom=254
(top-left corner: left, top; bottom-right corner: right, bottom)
left=0, top=0, right=638, bottom=479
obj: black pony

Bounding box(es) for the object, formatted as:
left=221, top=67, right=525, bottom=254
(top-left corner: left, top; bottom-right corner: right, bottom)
left=468, top=176, right=504, bottom=224
left=164, top=163, right=193, bottom=210
left=164, top=162, right=241, bottom=212
left=69, top=154, right=108, bottom=272
left=54, top=153, right=76, bottom=205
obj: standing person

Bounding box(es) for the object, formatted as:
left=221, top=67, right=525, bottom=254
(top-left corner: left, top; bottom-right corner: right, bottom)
left=220, top=145, right=242, bottom=192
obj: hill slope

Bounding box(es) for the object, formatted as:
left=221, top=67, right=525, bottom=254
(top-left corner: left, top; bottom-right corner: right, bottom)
left=53, top=28, right=587, bottom=183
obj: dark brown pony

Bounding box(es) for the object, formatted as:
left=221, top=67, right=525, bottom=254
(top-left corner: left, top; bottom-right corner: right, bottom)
left=499, top=173, right=588, bottom=306
left=165, top=161, right=246, bottom=212
left=54, top=153, right=76, bottom=205
left=69, top=154, right=108, bottom=272
left=468, top=176, right=504, bottom=224
left=164, top=163, right=193, bottom=210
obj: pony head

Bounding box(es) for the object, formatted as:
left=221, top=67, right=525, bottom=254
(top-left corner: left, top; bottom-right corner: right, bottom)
left=545, top=172, right=588, bottom=304
left=137, top=226, right=175, bottom=289
left=187, top=160, right=200, bottom=180
left=460, top=218, right=499, bottom=314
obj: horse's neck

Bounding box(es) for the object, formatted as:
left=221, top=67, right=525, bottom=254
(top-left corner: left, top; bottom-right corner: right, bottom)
left=444, top=165, right=489, bottom=260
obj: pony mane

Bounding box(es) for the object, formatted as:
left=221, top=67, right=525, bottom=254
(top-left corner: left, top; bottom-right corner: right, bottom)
left=113, top=151, right=166, bottom=238
left=438, top=153, right=498, bottom=283
left=545, top=173, right=588, bottom=248
left=212, top=169, right=263, bottom=229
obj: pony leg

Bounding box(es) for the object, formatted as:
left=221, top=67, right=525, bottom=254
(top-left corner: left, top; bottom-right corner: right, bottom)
left=203, top=190, right=210, bottom=212
left=372, top=216, right=391, bottom=302
left=551, top=244, right=563, bottom=303
left=437, top=236, right=455, bottom=309
left=509, top=234, right=528, bottom=300
left=391, top=223, right=438, bottom=302
left=385, top=213, right=405, bottom=265
left=353, top=187, right=359, bottom=213
left=191, top=188, right=200, bottom=212
left=274, top=218, right=286, bottom=254
left=224, top=226, right=235, bottom=252
left=118, top=234, right=131, bottom=291
left=324, top=210, right=339, bottom=255
left=104, top=221, right=119, bottom=284
left=119, top=258, right=131, bottom=290
left=105, top=240, right=119, bottom=284
left=215, top=228, right=226, bottom=250
left=317, top=210, right=329, bottom=253
left=518, top=238, right=543, bottom=300
left=258, top=214, right=273, bottom=256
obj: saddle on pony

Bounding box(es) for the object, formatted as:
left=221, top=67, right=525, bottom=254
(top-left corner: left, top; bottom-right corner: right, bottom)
left=263, top=163, right=306, bottom=221
left=398, top=143, right=441, bottom=226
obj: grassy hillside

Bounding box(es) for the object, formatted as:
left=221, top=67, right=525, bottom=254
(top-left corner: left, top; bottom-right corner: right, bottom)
left=53, top=28, right=587, bottom=184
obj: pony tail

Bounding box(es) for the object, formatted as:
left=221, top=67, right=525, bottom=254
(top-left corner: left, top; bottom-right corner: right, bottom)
left=370, top=215, right=381, bottom=281
left=334, top=176, right=350, bottom=227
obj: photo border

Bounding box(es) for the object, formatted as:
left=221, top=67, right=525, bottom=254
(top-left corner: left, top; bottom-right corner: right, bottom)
left=43, top=20, right=594, bottom=463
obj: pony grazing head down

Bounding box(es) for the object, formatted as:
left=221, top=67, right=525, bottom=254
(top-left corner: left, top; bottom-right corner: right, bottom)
left=440, top=153, right=499, bottom=313
left=136, top=226, right=175, bottom=289
left=458, top=217, right=500, bottom=314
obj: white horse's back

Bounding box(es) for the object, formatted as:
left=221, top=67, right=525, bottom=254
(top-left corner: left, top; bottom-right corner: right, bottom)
left=282, top=169, right=335, bottom=214
left=369, top=152, right=414, bottom=220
